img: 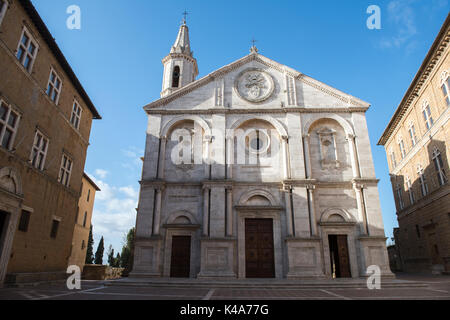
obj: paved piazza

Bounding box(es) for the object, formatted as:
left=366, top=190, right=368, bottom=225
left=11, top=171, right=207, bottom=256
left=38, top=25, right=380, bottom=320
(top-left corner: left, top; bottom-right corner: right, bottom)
left=0, top=274, right=448, bottom=300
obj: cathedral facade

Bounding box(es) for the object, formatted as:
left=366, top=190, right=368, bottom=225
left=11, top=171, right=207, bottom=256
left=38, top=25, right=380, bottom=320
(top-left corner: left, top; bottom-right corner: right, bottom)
left=131, top=21, right=393, bottom=280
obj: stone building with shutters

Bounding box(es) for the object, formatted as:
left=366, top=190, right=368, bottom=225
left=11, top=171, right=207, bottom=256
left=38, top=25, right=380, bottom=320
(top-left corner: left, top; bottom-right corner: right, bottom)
left=0, top=0, right=101, bottom=286
left=131, top=19, right=393, bottom=280
left=378, top=14, right=450, bottom=274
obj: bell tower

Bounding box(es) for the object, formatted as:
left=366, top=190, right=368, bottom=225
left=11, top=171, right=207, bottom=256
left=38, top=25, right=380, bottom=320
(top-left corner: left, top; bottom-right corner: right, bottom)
left=161, top=15, right=198, bottom=97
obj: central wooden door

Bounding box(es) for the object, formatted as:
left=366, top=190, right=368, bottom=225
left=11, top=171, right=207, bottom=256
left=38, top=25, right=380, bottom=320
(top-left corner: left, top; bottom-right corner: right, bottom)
left=170, top=236, right=191, bottom=278
left=245, top=219, right=275, bottom=278
left=329, top=235, right=351, bottom=278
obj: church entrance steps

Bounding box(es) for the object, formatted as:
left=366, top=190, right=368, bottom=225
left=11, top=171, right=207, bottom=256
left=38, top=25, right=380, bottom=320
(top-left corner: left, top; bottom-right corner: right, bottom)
left=104, top=277, right=428, bottom=290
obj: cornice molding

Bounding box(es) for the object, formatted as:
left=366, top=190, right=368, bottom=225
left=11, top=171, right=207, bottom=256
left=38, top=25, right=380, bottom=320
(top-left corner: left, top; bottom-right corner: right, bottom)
left=145, top=107, right=368, bottom=115
left=378, top=16, right=450, bottom=146
left=143, top=52, right=370, bottom=111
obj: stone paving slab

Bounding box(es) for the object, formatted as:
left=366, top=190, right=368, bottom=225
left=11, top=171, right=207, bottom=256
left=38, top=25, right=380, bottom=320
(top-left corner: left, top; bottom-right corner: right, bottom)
left=0, top=274, right=449, bottom=300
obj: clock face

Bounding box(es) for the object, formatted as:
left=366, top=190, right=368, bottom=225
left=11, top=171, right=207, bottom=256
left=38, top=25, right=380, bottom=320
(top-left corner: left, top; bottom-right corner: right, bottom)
left=235, top=68, right=275, bottom=103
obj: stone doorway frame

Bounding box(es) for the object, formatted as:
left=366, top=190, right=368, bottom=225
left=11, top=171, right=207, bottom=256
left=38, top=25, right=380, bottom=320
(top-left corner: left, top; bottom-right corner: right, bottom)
left=236, top=206, right=284, bottom=279
left=320, top=224, right=359, bottom=279
left=162, top=226, right=200, bottom=278
left=0, top=167, right=23, bottom=287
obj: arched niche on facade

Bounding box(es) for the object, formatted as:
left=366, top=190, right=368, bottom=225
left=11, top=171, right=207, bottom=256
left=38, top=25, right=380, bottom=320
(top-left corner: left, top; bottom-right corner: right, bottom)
left=161, top=115, right=212, bottom=138
left=228, top=115, right=288, bottom=139
left=0, top=167, right=22, bottom=195
left=305, top=117, right=353, bottom=181
left=166, top=210, right=199, bottom=226
left=238, top=189, right=278, bottom=207
left=320, top=208, right=355, bottom=224
left=161, top=116, right=211, bottom=181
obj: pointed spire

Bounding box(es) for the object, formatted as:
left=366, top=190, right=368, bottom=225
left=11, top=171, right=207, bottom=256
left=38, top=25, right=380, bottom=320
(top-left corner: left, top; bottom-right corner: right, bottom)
left=170, top=13, right=192, bottom=56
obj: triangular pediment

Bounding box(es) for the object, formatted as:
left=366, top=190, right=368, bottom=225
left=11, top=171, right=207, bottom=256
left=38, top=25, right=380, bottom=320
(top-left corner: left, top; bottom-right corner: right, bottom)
left=144, top=52, right=370, bottom=111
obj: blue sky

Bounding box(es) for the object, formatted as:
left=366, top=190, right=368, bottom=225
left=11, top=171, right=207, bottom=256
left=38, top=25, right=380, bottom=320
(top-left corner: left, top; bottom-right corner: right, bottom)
left=32, top=0, right=450, bottom=259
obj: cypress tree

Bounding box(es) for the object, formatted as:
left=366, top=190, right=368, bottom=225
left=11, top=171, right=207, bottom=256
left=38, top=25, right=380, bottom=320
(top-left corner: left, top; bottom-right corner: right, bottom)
left=107, top=245, right=115, bottom=266
left=85, top=225, right=94, bottom=264
left=94, top=236, right=105, bottom=265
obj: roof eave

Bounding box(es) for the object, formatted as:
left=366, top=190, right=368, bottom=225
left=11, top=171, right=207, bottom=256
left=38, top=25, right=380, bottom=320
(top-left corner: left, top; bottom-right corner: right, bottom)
left=378, top=13, right=450, bottom=146
left=19, top=0, right=102, bottom=120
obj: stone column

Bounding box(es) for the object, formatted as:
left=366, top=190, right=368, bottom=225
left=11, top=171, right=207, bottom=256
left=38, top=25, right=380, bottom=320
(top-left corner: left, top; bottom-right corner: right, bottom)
left=307, top=184, right=317, bottom=236
left=204, top=135, right=212, bottom=178
left=354, top=183, right=368, bottom=235
left=284, top=187, right=294, bottom=237
left=157, top=136, right=167, bottom=179
left=226, top=137, right=233, bottom=179
left=152, top=186, right=164, bottom=235
left=282, top=136, right=291, bottom=180
left=226, top=187, right=233, bottom=237
left=303, top=134, right=312, bottom=179
left=347, top=134, right=361, bottom=179
left=203, top=186, right=210, bottom=236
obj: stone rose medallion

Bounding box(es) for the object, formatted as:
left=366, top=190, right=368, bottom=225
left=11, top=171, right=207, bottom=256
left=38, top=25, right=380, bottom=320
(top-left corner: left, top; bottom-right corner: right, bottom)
left=235, top=68, right=275, bottom=103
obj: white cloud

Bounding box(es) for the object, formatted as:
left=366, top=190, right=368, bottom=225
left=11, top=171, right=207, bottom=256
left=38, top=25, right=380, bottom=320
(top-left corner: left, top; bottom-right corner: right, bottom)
left=95, top=169, right=108, bottom=179
left=379, top=0, right=417, bottom=49
left=121, top=146, right=144, bottom=169
left=88, top=173, right=139, bottom=255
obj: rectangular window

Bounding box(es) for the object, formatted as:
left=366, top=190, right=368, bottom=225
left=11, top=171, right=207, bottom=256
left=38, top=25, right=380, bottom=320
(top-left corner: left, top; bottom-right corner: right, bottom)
left=0, top=0, right=7, bottom=26
left=46, top=70, right=62, bottom=104
left=83, top=211, right=87, bottom=227
left=423, top=105, right=434, bottom=130
left=390, top=152, right=397, bottom=168
left=399, top=140, right=406, bottom=159
left=16, top=28, right=38, bottom=72
left=409, top=125, right=417, bottom=147
left=18, top=210, right=31, bottom=232
left=442, top=83, right=450, bottom=107
left=70, top=101, right=82, bottom=130
left=396, top=185, right=404, bottom=210
left=418, top=168, right=429, bottom=197
left=50, top=219, right=59, bottom=238
left=0, top=101, right=20, bottom=150
left=30, top=130, right=49, bottom=170
left=433, top=153, right=448, bottom=186
left=58, top=154, right=73, bottom=187
left=406, top=178, right=415, bottom=205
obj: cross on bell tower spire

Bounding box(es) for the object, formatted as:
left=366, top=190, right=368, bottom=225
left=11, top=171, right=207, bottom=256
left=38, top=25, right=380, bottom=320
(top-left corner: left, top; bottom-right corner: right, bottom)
left=161, top=14, right=198, bottom=97
left=182, top=10, right=189, bottom=25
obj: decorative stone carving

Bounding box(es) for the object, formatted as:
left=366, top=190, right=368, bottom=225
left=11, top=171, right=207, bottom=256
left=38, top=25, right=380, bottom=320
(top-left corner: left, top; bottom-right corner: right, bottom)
left=235, top=68, right=275, bottom=103
left=316, top=128, right=340, bottom=170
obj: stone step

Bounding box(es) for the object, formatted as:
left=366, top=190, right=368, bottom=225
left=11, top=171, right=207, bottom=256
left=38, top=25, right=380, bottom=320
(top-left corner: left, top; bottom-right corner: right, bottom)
left=104, top=278, right=428, bottom=289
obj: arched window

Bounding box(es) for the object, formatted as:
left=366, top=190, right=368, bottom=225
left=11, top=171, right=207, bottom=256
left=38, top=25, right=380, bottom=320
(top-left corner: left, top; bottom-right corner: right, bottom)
left=172, top=66, right=180, bottom=88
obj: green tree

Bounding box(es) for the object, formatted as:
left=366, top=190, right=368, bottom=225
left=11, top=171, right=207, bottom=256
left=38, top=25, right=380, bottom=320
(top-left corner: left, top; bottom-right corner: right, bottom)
left=114, top=252, right=121, bottom=268
left=107, top=245, right=115, bottom=266
left=94, top=236, right=105, bottom=265
left=120, top=228, right=135, bottom=276
left=85, top=225, right=94, bottom=264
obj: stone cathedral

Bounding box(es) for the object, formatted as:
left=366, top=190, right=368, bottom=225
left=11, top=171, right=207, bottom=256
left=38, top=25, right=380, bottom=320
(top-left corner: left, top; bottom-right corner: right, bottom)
left=131, top=20, right=393, bottom=280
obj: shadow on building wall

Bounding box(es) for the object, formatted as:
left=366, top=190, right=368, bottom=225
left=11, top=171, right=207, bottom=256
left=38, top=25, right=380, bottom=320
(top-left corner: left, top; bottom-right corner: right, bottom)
left=389, top=139, right=449, bottom=274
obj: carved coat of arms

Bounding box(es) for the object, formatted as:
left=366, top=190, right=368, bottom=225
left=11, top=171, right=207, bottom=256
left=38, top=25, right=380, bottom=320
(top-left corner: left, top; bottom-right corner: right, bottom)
left=235, top=68, right=275, bottom=103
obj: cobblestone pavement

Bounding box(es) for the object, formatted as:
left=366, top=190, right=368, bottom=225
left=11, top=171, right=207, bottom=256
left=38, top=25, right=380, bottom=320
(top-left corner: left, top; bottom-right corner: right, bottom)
left=0, top=274, right=448, bottom=300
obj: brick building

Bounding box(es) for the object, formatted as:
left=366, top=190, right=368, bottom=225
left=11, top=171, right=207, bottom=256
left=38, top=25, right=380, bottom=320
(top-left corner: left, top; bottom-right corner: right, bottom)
left=378, top=14, right=450, bottom=274
left=0, top=0, right=101, bottom=286
left=68, top=173, right=100, bottom=271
